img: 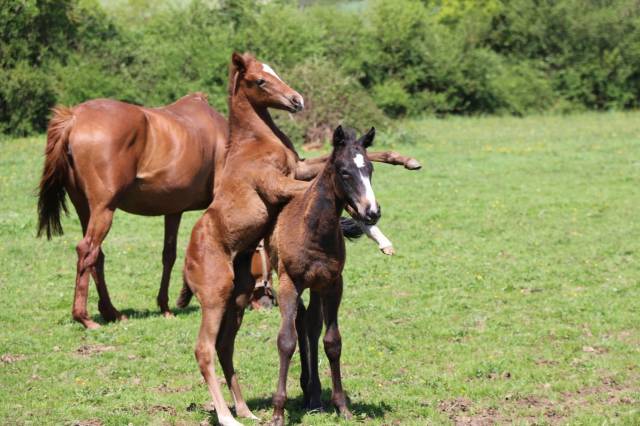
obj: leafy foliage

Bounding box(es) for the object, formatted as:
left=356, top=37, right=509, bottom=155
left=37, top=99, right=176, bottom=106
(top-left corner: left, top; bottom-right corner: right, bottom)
left=2, top=0, right=640, bottom=138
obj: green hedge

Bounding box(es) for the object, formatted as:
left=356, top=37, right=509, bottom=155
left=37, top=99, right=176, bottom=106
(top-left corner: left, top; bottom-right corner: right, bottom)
left=2, top=0, right=640, bottom=141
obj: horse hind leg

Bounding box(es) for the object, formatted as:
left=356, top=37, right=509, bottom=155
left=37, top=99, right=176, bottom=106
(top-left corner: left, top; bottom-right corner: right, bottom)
left=272, top=271, right=300, bottom=426
left=321, top=277, right=352, bottom=419
left=157, top=213, right=182, bottom=318
left=188, top=235, right=242, bottom=426
left=216, top=252, right=258, bottom=420
left=72, top=205, right=117, bottom=329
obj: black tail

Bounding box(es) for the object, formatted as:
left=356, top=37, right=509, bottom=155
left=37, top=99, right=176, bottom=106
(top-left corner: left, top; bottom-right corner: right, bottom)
left=37, top=107, right=74, bottom=239
left=340, top=217, right=365, bottom=240
left=176, top=280, right=194, bottom=308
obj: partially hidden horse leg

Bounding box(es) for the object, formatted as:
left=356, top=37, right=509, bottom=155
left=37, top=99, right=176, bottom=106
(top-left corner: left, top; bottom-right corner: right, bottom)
left=73, top=205, right=117, bottom=329
left=322, top=277, right=352, bottom=419
left=366, top=151, right=422, bottom=170
left=216, top=252, right=258, bottom=420
left=157, top=213, right=182, bottom=318
left=272, top=271, right=300, bottom=426
left=304, top=291, right=324, bottom=411
left=295, top=298, right=310, bottom=405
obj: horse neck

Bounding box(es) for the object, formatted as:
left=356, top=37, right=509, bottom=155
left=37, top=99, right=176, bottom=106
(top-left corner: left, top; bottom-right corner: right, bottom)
left=227, top=91, right=300, bottom=158
left=302, top=162, right=345, bottom=240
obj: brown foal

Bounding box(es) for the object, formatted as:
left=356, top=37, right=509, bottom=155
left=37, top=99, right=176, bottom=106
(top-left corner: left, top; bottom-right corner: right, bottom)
left=266, top=125, right=378, bottom=425
left=37, top=87, right=420, bottom=330
left=182, top=52, right=312, bottom=426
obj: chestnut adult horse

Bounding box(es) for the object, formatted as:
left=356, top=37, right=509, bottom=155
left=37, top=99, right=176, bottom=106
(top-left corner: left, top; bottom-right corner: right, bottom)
left=37, top=93, right=227, bottom=329
left=267, top=125, right=378, bottom=425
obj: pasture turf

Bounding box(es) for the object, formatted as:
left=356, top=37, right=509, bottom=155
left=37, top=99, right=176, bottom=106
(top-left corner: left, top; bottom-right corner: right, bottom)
left=1, top=113, right=639, bottom=425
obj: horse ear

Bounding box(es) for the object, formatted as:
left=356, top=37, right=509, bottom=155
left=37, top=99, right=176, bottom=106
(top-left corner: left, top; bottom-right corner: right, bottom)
left=332, top=125, right=346, bottom=147
left=360, top=127, right=375, bottom=148
left=232, top=52, right=246, bottom=74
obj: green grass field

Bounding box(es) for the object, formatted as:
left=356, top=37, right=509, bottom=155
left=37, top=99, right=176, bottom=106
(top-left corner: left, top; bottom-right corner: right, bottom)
left=1, top=113, right=639, bottom=425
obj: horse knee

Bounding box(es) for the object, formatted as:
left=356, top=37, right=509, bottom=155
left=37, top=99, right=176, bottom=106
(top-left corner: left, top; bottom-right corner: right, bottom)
left=323, top=332, right=342, bottom=361
left=195, top=343, right=214, bottom=373
left=277, top=329, right=297, bottom=359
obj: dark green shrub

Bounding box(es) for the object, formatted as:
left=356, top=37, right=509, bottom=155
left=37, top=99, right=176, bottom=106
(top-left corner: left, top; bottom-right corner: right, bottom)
left=273, top=58, right=387, bottom=147
left=0, top=61, right=56, bottom=136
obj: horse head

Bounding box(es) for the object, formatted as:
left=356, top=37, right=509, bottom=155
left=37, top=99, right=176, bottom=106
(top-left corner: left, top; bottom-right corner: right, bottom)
left=331, top=125, right=380, bottom=225
left=230, top=52, right=304, bottom=113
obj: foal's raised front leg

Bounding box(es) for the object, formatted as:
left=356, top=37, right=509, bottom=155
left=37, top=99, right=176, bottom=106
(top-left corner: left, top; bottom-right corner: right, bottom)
left=157, top=213, right=182, bottom=317
left=272, top=271, right=300, bottom=426
left=322, top=277, right=352, bottom=419
left=367, top=151, right=422, bottom=170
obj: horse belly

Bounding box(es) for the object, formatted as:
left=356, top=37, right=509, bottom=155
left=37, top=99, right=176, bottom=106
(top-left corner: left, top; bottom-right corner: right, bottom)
left=118, top=177, right=211, bottom=215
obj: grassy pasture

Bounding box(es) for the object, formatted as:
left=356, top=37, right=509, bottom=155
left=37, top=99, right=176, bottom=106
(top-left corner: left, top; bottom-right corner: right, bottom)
left=0, top=113, right=639, bottom=425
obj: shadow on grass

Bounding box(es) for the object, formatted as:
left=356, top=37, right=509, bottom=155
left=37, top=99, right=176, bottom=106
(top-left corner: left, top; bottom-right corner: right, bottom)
left=89, top=305, right=200, bottom=324
left=239, top=390, right=392, bottom=425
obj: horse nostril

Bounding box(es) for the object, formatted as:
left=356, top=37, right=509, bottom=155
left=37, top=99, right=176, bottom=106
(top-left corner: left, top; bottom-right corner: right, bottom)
left=290, top=96, right=304, bottom=111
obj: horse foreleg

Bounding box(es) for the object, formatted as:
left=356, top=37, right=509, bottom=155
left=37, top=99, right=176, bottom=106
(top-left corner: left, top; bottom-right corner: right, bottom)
left=258, top=173, right=310, bottom=204
left=272, top=271, right=300, bottom=426
left=345, top=205, right=395, bottom=255
left=367, top=151, right=422, bottom=170
left=322, top=277, right=351, bottom=419
left=304, top=291, right=324, bottom=411
left=73, top=206, right=115, bottom=329
left=157, top=213, right=182, bottom=317
left=295, top=159, right=326, bottom=181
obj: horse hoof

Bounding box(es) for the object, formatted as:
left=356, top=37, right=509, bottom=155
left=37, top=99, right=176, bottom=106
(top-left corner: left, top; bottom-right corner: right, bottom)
left=339, top=406, right=353, bottom=420
left=236, top=407, right=259, bottom=420
left=380, top=246, right=395, bottom=256
left=101, top=309, right=126, bottom=323
left=162, top=310, right=175, bottom=318
left=85, top=320, right=101, bottom=330
left=405, top=159, right=422, bottom=170
left=217, top=415, right=244, bottom=426
left=271, top=416, right=285, bottom=426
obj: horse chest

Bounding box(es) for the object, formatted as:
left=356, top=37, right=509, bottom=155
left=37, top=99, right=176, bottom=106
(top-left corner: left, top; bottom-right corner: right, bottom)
left=294, top=256, right=342, bottom=290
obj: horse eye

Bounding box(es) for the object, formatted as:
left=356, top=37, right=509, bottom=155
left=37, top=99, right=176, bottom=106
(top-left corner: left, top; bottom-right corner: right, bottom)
left=256, top=78, right=266, bottom=87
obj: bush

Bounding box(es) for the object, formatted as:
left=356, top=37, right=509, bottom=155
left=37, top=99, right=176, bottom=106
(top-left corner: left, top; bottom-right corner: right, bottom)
left=273, top=57, right=387, bottom=147
left=0, top=62, right=56, bottom=135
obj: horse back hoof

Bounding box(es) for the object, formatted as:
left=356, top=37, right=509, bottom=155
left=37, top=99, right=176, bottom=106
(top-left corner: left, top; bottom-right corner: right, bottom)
left=85, top=320, right=101, bottom=330
left=271, top=416, right=285, bottom=426
left=338, top=406, right=353, bottom=420
left=162, top=310, right=175, bottom=318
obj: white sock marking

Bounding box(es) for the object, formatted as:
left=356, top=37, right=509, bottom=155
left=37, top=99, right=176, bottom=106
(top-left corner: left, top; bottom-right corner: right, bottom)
left=360, top=224, right=392, bottom=249
left=262, top=63, right=282, bottom=81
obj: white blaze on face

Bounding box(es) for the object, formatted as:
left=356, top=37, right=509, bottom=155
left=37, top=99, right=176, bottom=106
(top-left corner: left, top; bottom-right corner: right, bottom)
left=262, top=63, right=282, bottom=82
left=353, top=153, right=377, bottom=213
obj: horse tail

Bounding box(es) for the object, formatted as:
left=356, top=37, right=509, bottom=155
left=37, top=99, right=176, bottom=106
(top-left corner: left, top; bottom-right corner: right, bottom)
left=340, top=217, right=365, bottom=240
left=176, top=279, right=194, bottom=309
left=37, top=106, right=75, bottom=239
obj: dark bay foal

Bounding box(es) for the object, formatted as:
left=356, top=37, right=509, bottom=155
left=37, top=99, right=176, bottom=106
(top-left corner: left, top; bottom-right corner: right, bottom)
left=266, top=125, right=379, bottom=425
